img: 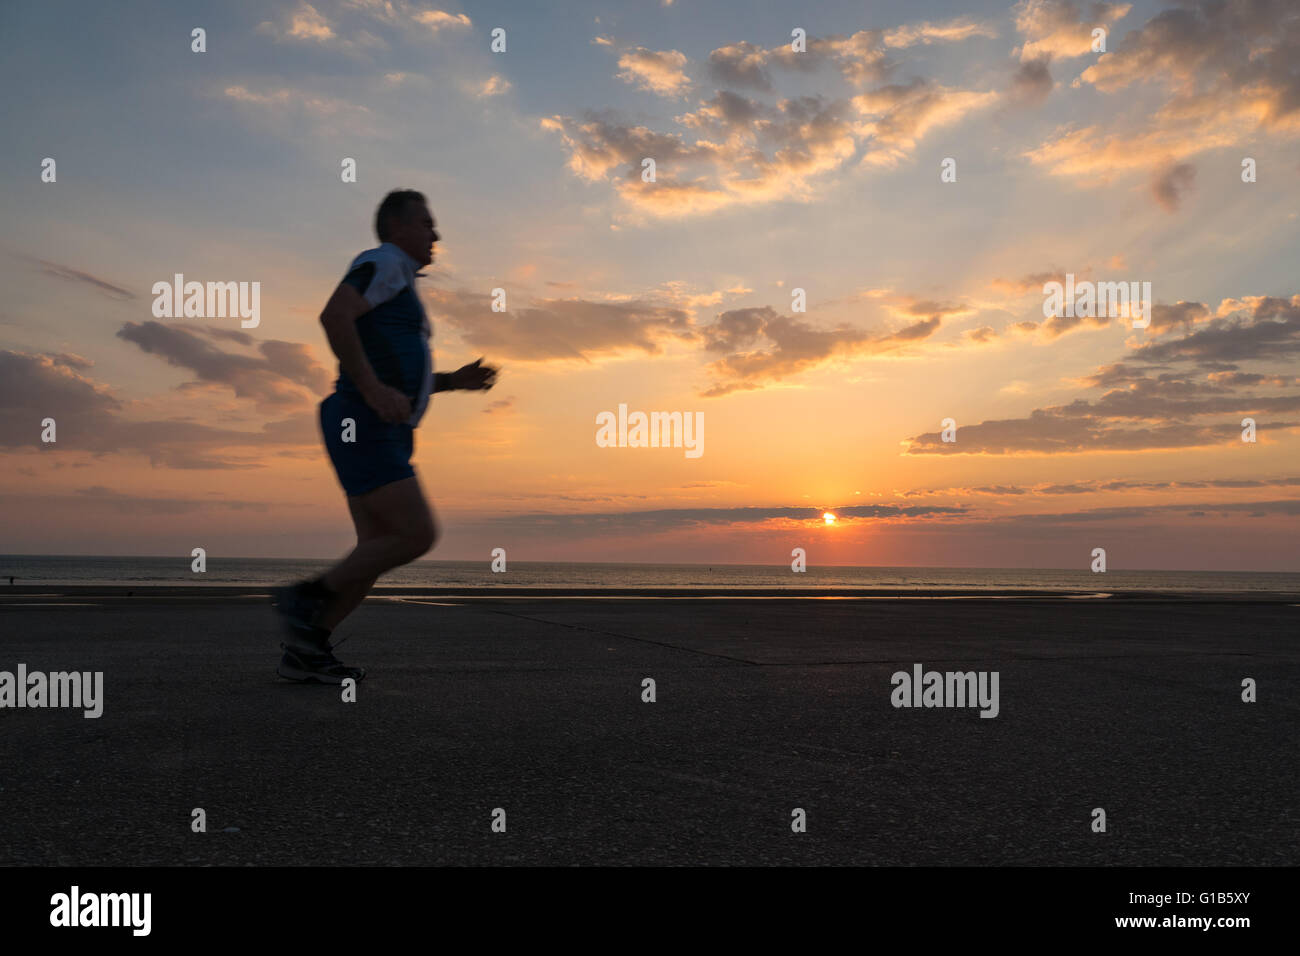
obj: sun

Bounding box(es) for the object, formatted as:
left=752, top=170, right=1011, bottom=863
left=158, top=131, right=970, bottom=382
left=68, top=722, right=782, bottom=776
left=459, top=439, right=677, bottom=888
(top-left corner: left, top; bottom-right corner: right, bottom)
left=823, top=512, right=837, bottom=525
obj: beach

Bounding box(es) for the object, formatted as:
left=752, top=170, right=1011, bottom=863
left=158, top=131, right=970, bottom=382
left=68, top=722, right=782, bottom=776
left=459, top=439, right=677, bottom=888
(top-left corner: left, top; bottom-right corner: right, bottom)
left=1, top=586, right=1296, bottom=866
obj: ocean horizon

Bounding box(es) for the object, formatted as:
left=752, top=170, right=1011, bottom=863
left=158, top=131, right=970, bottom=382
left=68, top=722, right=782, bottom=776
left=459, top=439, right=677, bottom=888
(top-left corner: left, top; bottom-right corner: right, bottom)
left=2, top=554, right=1298, bottom=593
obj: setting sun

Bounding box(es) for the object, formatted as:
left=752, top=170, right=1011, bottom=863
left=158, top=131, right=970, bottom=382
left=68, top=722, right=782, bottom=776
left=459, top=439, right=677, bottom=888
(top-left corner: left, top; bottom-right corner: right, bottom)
left=823, top=512, right=837, bottom=525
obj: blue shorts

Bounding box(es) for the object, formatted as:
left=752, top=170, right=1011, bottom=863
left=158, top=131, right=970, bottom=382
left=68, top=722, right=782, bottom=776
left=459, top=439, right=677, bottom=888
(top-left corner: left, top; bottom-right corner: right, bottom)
left=320, top=391, right=415, bottom=497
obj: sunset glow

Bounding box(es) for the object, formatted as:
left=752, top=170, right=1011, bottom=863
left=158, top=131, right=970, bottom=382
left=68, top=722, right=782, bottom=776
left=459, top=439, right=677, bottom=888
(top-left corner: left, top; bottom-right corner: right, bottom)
left=2, top=0, right=1297, bottom=571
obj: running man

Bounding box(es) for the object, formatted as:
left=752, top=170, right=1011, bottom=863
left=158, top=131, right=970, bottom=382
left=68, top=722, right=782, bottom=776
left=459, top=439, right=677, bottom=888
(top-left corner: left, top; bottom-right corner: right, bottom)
left=273, top=190, right=498, bottom=682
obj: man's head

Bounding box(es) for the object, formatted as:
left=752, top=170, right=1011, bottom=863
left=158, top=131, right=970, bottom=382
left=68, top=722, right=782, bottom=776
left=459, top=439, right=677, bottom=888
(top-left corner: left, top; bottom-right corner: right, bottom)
left=375, top=189, right=439, bottom=267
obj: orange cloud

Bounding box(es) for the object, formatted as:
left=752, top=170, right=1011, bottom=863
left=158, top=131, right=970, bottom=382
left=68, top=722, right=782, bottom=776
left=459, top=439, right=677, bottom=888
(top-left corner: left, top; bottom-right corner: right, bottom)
left=616, top=47, right=691, bottom=97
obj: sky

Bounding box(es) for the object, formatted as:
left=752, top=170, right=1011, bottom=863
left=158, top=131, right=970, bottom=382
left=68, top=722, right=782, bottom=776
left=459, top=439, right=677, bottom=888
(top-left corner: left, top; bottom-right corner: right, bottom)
left=1, top=0, right=1298, bottom=570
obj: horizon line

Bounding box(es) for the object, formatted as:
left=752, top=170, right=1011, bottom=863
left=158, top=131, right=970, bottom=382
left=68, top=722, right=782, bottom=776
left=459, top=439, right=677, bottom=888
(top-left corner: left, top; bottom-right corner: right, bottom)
left=1, top=554, right=1298, bottom=575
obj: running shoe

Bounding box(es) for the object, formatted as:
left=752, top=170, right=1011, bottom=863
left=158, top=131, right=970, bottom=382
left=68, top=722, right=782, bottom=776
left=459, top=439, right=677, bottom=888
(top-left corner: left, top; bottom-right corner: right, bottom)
left=276, top=642, right=366, bottom=684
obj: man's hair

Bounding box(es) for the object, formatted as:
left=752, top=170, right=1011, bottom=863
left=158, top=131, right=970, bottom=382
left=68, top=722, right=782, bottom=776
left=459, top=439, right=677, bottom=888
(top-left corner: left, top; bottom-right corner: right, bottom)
left=375, top=189, right=427, bottom=241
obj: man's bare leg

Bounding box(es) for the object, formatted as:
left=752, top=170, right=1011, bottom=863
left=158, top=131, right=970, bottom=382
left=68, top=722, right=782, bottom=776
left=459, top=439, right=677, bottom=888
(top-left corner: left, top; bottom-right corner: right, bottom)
left=313, top=494, right=381, bottom=630
left=314, top=476, right=438, bottom=629
left=316, top=575, right=376, bottom=632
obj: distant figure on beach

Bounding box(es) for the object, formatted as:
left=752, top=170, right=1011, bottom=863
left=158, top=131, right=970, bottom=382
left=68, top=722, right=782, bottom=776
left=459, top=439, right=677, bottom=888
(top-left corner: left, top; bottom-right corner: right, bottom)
left=272, top=190, right=498, bottom=682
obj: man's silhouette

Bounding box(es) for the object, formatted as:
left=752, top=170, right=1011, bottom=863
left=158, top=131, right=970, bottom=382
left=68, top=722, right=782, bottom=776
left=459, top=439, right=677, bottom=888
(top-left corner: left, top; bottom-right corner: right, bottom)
left=273, top=190, right=497, bottom=682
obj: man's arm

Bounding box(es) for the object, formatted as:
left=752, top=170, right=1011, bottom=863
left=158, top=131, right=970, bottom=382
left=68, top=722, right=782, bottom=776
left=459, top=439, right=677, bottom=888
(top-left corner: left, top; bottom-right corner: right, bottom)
left=319, top=283, right=411, bottom=423
left=433, top=358, right=498, bottom=393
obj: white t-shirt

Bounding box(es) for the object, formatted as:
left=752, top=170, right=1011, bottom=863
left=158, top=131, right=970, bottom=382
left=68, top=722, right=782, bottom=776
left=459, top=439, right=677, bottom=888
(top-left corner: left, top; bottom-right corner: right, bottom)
left=340, top=242, right=434, bottom=427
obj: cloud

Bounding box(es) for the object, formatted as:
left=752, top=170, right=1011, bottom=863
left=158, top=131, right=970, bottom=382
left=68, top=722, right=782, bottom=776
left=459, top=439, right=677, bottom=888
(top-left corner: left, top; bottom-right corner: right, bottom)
left=44, top=352, right=95, bottom=370
left=810, top=31, right=891, bottom=87
left=340, top=0, right=470, bottom=31
left=1077, top=0, right=1296, bottom=120
left=469, top=74, right=511, bottom=97
left=998, top=499, right=1300, bottom=522
left=1023, top=112, right=1241, bottom=186
left=1040, top=311, right=1112, bottom=339
left=224, top=84, right=372, bottom=121
left=1208, top=371, right=1299, bottom=387
left=904, top=412, right=1280, bottom=455
left=419, top=280, right=761, bottom=382
left=477, top=495, right=1300, bottom=539
left=616, top=47, right=691, bottom=97
left=256, top=1, right=335, bottom=42
left=257, top=0, right=469, bottom=55
left=482, top=502, right=969, bottom=536
left=287, top=1, right=334, bottom=40
left=544, top=93, right=859, bottom=219
left=413, top=10, right=471, bottom=33
left=700, top=302, right=953, bottom=396
left=701, top=306, right=768, bottom=352
left=1013, top=0, right=1132, bottom=62
left=1133, top=295, right=1300, bottom=364
left=1025, top=1, right=1300, bottom=203
left=1007, top=55, right=1054, bottom=105
left=545, top=20, right=1003, bottom=219
left=990, top=270, right=1067, bottom=296
left=703, top=20, right=994, bottom=93
left=647, top=279, right=752, bottom=313
left=540, top=111, right=720, bottom=183
left=1145, top=300, right=1210, bottom=335
left=853, top=79, right=1000, bottom=168
left=115, top=321, right=332, bottom=407
left=883, top=297, right=972, bottom=324
left=898, top=476, right=1300, bottom=497
left=706, top=41, right=773, bottom=91
left=15, top=254, right=134, bottom=300
left=257, top=2, right=386, bottom=51
left=0, top=349, right=322, bottom=468
left=0, top=351, right=122, bottom=447
left=904, top=293, right=1300, bottom=454
left=424, top=287, right=693, bottom=361
left=1079, top=361, right=1159, bottom=388
left=983, top=266, right=1200, bottom=342
left=1151, top=161, right=1196, bottom=211
left=884, top=18, right=998, bottom=48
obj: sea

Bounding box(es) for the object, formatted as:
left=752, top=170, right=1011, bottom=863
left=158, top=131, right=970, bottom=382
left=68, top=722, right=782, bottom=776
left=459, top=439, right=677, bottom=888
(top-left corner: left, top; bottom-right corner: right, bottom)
left=0, top=555, right=1297, bottom=593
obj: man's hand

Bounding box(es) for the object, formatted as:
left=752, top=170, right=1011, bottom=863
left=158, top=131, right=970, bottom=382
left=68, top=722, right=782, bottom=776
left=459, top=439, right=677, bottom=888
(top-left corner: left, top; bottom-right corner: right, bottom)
left=448, top=358, right=499, bottom=391
left=362, top=382, right=413, bottom=423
